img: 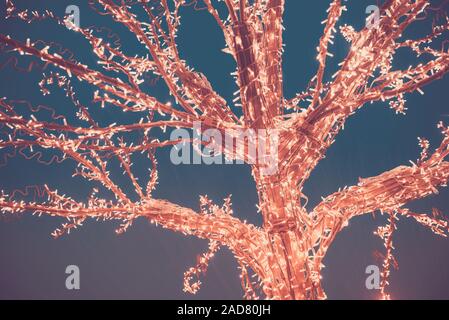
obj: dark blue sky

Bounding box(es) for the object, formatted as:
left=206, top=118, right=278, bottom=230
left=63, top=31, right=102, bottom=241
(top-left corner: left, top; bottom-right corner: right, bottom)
left=0, top=0, right=448, bottom=299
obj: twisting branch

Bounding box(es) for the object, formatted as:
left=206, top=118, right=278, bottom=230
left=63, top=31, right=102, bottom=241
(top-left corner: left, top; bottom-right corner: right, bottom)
left=311, top=122, right=449, bottom=260
left=374, top=212, right=398, bottom=300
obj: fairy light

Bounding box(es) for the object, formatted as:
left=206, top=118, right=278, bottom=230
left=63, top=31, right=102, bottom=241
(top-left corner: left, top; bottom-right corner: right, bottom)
left=1, top=0, right=449, bottom=300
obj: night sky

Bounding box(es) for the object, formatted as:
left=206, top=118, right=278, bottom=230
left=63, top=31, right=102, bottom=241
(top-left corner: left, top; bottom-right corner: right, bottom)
left=1, top=0, right=449, bottom=299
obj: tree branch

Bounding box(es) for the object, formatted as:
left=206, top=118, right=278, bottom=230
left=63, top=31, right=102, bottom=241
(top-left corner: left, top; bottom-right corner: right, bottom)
left=310, top=123, right=449, bottom=255
left=0, top=187, right=265, bottom=273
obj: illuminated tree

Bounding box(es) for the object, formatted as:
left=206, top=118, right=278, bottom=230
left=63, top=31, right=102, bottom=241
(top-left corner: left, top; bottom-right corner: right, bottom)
left=1, top=0, right=449, bottom=299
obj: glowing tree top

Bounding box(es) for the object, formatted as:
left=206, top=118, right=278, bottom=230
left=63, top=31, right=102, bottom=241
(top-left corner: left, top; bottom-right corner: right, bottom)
left=1, top=0, right=449, bottom=299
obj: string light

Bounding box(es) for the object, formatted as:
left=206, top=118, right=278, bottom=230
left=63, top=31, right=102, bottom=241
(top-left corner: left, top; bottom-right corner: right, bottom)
left=1, top=0, right=449, bottom=300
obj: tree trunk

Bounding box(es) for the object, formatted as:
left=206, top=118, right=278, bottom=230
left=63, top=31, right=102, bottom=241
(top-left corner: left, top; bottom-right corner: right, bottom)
left=252, top=169, right=325, bottom=300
